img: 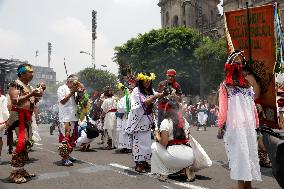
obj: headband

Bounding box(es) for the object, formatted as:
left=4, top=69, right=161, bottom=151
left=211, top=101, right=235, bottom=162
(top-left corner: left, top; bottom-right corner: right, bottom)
left=166, top=69, right=176, bottom=76
left=17, top=66, right=33, bottom=75
left=136, top=73, right=156, bottom=81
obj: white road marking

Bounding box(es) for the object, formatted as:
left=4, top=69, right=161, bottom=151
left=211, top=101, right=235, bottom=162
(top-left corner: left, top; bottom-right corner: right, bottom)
left=109, top=163, right=209, bottom=189
left=36, top=171, right=70, bottom=181
left=35, top=145, right=209, bottom=188
left=35, top=146, right=57, bottom=154
left=112, top=169, right=137, bottom=178
left=109, top=163, right=132, bottom=171
left=34, top=143, right=43, bottom=146
left=173, top=182, right=209, bottom=189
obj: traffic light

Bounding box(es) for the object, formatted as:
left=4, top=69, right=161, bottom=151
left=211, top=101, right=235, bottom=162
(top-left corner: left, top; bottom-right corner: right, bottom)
left=92, top=10, right=97, bottom=40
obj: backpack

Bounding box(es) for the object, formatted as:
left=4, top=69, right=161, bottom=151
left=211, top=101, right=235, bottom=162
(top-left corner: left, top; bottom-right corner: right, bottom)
left=85, top=116, right=99, bottom=139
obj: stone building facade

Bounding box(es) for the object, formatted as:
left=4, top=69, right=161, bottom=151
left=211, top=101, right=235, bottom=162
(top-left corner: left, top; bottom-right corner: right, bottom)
left=0, top=58, right=56, bottom=93
left=158, top=0, right=221, bottom=33
left=223, top=0, right=284, bottom=24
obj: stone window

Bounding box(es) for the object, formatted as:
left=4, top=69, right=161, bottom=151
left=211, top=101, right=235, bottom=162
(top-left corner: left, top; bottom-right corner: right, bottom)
left=173, top=15, right=179, bottom=27
left=166, top=12, right=169, bottom=26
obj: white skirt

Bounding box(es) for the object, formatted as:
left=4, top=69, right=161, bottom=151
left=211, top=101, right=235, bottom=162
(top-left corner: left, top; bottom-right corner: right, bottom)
left=104, top=112, right=116, bottom=130
left=198, top=112, right=208, bottom=125
left=118, top=117, right=132, bottom=149
left=132, top=131, right=151, bottom=162
left=224, top=122, right=262, bottom=181
left=76, top=130, right=95, bottom=147
left=151, top=142, right=194, bottom=175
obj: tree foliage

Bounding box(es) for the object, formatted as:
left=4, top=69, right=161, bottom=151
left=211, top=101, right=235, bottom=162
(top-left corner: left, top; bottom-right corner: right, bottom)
left=77, top=68, right=117, bottom=93
left=114, top=27, right=227, bottom=95
left=194, top=37, right=227, bottom=95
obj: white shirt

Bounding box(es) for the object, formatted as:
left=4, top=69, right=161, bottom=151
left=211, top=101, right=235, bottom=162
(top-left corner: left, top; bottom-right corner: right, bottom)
left=57, top=84, right=78, bottom=122
left=0, top=95, right=9, bottom=135
left=160, top=118, right=190, bottom=140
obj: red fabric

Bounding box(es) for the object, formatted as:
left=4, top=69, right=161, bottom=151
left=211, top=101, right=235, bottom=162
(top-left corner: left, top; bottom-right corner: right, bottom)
left=255, top=98, right=262, bottom=105
left=277, top=98, right=284, bottom=107
left=166, top=69, right=176, bottom=76
left=107, top=109, right=117, bottom=113
left=158, top=103, right=166, bottom=110
left=177, top=112, right=184, bottom=128
left=11, top=107, right=32, bottom=153
left=172, top=79, right=180, bottom=89
left=128, top=78, right=136, bottom=85
left=0, top=121, right=7, bottom=125
left=224, top=63, right=246, bottom=86
left=168, top=138, right=189, bottom=145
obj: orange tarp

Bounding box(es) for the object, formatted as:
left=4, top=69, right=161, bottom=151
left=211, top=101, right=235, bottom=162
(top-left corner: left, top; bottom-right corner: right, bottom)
left=225, top=4, right=278, bottom=128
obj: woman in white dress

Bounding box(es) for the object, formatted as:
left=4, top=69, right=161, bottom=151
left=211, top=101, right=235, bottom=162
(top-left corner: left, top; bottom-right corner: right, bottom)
left=125, top=72, right=164, bottom=173
left=151, top=97, right=195, bottom=181
left=117, top=87, right=132, bottom=153
left=218, top=51, right=261, bottom=189
left=197, top=100, right=208, bottom=131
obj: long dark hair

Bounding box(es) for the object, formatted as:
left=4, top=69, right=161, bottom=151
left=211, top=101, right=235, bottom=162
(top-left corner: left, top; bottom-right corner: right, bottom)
left=164, top=97, right=186, bottom=140
left=104, top=87, right=113, bottom=98
left=137, top=72, right=154, bottom=96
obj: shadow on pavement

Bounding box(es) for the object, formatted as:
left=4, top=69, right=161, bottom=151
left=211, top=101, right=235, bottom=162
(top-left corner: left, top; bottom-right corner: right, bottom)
left=26, top=158, right=39, bottom=164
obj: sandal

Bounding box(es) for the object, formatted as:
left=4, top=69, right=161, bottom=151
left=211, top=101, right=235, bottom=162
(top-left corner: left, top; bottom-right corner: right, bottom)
left=81, top=145, right=87, bottom=152
left=104, top=145, right=112, bottom=150
left=86, top=144, right=90, bottom=151
left=135, top=164, right=146, bottom=173
left=20, top=169, right=36, bottom=178
left=260, top=162, right=272, bottom=168
left=185, top=167, right=196, bottom=182
left=9, top=171, right=27, bottom=184
left=143, top=162, right=151, bottom=172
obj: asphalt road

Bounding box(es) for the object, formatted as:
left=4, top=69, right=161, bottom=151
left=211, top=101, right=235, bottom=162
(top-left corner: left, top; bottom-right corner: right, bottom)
left=0, top=125, right=281, bottom=189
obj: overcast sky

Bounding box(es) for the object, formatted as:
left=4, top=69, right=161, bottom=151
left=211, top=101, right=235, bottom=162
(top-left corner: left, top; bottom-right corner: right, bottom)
left=0, top=0, right=162, bottom=81
left=0, top=0, right=222, bottom=82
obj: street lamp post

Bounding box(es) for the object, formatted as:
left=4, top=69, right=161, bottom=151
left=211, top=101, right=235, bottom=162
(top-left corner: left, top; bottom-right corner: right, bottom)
left=80, top=51, right=94, bottom=68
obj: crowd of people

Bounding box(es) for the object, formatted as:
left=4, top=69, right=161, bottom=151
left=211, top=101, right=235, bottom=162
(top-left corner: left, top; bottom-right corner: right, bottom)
left=0, top=52, right=279, bottom=189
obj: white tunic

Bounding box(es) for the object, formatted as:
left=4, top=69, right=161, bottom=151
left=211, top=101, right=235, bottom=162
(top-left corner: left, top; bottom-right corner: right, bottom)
left=0, top=95, right=9, bottom=137
left=151, top=119, right=194, bottom=175
left=117, top=95, right=132, bottom=149
left=101, top=97, right=117, bottom=130
left=224, top=86, right=261, bottom=181
left=57, top=84, right=78, bottom=123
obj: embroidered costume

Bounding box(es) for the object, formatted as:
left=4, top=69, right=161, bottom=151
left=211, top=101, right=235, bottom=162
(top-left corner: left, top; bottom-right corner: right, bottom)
left=125, top=86, right=153, bottom=163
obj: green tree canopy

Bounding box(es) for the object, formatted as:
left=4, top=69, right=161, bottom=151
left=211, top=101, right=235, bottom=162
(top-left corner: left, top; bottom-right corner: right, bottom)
left=114, top=27, right=203, bottom=95
left=194, top=37, right=227, bottom=95
left=114, top=27, right=227, bottom=95
left=77, top=68, right=117, bottom=93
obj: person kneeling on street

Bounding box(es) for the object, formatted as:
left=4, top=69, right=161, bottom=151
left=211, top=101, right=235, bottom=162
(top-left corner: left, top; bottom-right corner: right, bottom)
left=151, top=97, right=196, bottom=182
